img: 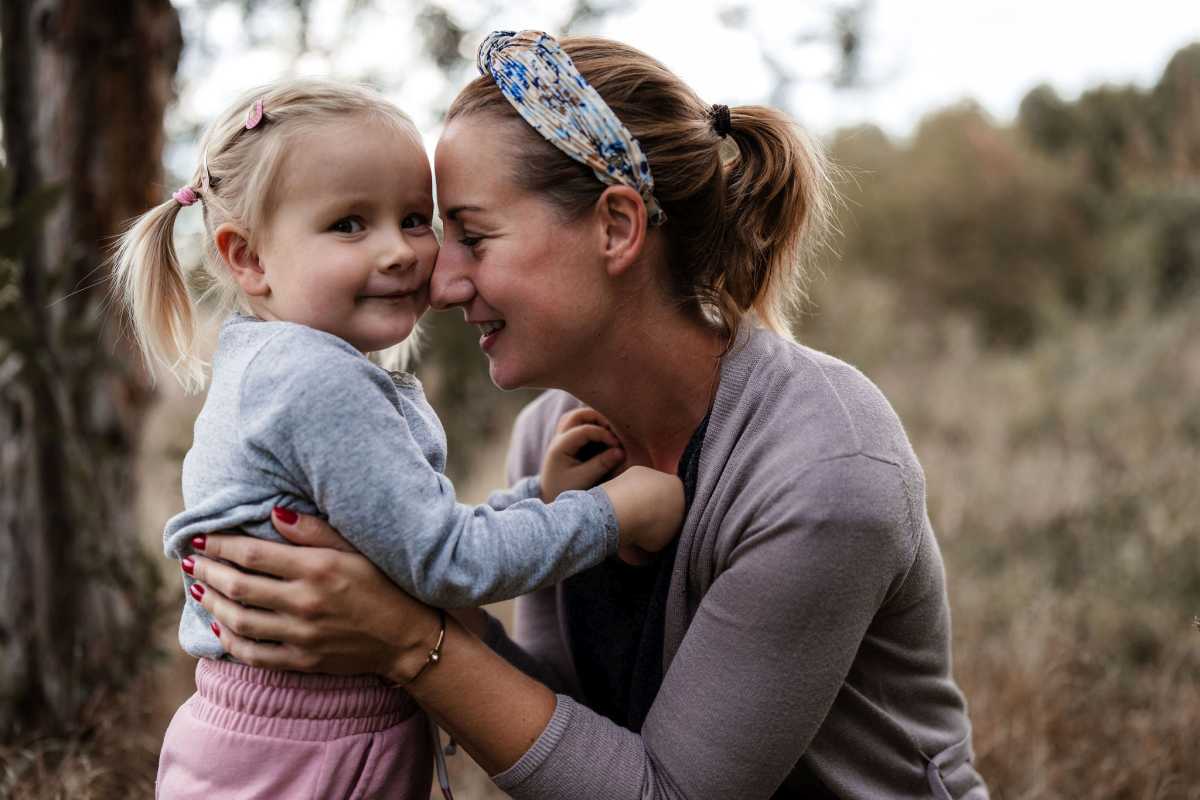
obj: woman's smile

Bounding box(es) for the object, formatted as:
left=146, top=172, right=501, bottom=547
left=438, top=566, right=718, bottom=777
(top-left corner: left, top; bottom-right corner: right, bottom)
left=474, top=319, right=506, bottom=351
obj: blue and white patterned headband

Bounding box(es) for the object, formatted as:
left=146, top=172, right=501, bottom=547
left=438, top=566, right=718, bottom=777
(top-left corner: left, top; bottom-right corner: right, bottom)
left=477, top=30, right=667, bottom=226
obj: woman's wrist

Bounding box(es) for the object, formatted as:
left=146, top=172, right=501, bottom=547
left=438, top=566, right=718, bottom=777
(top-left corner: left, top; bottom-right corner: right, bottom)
left=387, top=604, right=446, bottom=686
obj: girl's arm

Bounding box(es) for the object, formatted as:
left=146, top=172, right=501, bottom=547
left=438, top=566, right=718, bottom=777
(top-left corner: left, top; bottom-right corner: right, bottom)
left=240, top=329, right=678, bottom=608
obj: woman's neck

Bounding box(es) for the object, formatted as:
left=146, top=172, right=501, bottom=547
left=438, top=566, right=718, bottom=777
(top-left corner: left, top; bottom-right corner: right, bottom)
left=562, top=311, right=726, bottom=475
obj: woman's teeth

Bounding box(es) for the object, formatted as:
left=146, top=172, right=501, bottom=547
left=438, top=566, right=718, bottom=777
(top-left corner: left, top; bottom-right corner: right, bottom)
left=479, top=321, right=505, bottom=336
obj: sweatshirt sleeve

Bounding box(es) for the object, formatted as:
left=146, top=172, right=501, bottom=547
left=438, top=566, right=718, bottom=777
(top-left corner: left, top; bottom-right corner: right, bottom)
left=493, top=454, right=918, bottom=799
left=486, top=475, right=541, bottom=511
left=470, top=392, right=587, bottom=696
left=238, top=329, right=618, bottom=608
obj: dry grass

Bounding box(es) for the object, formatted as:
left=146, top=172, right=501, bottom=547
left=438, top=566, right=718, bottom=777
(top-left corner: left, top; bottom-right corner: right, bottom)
left=803, top=273, right=1200, bottom=799
left=5, top=275, right=1198, bottom=798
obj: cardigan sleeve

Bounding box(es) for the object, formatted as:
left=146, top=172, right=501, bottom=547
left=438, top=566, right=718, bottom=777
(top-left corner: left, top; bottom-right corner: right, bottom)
left=492, top=453, right=919, bottom=800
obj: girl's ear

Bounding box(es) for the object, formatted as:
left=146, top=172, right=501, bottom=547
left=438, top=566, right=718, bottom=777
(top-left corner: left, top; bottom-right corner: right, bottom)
left=596, top=185, right=648, bottom=279
left=215, top=223, right=269, bottom=297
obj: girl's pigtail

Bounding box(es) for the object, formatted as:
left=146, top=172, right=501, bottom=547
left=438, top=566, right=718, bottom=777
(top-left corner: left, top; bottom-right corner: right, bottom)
left=721, top=105, right=836, bottom=335
left=112, top=190, right=205, bottom=392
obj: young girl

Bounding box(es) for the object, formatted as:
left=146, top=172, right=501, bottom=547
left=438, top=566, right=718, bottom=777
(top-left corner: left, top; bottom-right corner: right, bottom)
left=113, top=78, right=684, bottom=800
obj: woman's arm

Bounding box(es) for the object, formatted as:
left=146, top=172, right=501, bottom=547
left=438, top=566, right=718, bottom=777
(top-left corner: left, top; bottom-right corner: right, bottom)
left=187, top=453, right=916, bottom=799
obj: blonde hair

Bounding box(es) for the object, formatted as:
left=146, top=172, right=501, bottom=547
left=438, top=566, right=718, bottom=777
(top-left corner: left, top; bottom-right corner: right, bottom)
left=113, top=78, right=422, bottom=392
left=449, top=36, right=836, bottom=340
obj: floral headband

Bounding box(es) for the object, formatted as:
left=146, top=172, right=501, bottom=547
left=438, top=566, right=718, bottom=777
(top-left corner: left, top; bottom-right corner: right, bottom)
left=477, top=30, right=667, bottom=226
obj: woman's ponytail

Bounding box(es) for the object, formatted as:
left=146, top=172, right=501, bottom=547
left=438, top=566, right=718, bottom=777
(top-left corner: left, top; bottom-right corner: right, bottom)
left=720, top=105, right=836, bottom=336
left=111, top=191, right=205, bottom=392
left=449, top=37, right=836, bottom=341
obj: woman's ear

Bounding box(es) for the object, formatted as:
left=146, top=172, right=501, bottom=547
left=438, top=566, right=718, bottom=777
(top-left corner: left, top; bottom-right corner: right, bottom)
left=596, top=185, right=648, bottom=278
left=215, top=223, right=270, bottom=297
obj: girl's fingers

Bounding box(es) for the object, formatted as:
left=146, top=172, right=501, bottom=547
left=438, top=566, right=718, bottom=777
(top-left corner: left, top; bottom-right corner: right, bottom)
left=554, top=424, right=619, bottom=458
left=189, top=553, right=299, bottom=614
left=574, top=445, right=625, bottom=487
left=555, top=406, right=615, bottom=435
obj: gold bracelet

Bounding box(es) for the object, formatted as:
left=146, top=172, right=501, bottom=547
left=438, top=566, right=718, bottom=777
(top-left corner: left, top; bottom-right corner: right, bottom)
left=403, top=607, right=446, bottom=688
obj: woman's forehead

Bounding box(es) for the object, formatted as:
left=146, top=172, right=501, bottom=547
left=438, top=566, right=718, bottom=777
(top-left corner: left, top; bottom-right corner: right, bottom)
left=434, top=116, right=517, bottom=205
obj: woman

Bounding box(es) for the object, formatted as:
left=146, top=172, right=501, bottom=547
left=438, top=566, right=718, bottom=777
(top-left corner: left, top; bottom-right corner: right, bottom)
left=183, top=31, right=989, bottom=799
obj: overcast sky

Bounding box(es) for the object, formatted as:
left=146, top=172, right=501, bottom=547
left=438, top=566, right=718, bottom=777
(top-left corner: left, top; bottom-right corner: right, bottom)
left=596, top=0, right=1200, bottom=136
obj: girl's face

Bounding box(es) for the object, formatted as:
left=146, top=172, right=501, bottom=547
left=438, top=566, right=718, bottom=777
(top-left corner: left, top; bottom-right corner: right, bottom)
left=432, top=116, right=611, bottom=391
left=253, top=119, right=437, bottom=353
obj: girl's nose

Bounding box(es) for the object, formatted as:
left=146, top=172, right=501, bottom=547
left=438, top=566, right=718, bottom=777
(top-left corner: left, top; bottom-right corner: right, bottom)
left=381, top=234, right=418, bottom=273
left=429, top=249, right=474, bottom=310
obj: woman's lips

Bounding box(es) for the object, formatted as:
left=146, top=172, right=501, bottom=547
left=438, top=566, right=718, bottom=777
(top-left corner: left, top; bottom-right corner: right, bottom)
left=477, top=320, right=505, bottom=351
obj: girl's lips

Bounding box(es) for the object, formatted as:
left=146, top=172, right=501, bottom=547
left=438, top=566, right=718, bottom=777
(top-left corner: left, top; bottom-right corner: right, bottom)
left=359, top=290, right=416, bottom=302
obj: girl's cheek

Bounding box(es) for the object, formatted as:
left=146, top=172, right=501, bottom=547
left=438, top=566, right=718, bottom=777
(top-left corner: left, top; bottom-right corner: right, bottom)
left=422, top=239, right=440, bottom=273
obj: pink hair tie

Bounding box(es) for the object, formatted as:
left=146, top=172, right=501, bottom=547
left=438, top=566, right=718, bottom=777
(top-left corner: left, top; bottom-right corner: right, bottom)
left=173, top=186, right=198, bottom=206
left=245, top=98, right=264, bottom=130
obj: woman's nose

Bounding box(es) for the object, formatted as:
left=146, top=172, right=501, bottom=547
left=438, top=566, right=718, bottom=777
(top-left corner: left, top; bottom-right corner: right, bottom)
left=429, top=248, right=474, bottom=310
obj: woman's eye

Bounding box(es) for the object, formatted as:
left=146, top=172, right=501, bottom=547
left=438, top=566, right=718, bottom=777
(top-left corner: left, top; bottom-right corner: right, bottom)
left=330, top=216, right=364, bottom=234
left=458, top=235, right=482, bottom=248
left=401, top=213, right=430, bottom=230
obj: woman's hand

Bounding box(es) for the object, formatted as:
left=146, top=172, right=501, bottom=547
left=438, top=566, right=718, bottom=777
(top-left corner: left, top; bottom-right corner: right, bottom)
left=189, top=510, right=558, bottom=775
left=186, top=509, right=441, bottom=682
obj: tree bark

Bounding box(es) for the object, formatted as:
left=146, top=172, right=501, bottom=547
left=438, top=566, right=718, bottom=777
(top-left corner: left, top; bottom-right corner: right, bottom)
left=0, top=0, right=181, bottom=738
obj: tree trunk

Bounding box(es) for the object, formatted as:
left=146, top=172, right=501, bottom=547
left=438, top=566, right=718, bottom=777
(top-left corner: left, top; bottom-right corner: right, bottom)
left=0, top=0, right=181, bottom=738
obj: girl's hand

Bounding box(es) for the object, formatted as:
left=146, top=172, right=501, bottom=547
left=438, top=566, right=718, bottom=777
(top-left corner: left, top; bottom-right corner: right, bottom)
left=601, top=466, right=685, bottom=557
left=539, top=406, right=626, bottom=501
left=186, top=509, right=441, bottom=684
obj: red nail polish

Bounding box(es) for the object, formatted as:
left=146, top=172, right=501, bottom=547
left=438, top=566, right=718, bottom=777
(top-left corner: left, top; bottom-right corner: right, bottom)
left=273, top=506, right=298, bottom=525
left=211, top=622, right=221, bottom=637
left=181, top=556, right=195, bottom=576
left=190, top=583, right=205, bottom=602
left=192, top=534, right=207, bottom=551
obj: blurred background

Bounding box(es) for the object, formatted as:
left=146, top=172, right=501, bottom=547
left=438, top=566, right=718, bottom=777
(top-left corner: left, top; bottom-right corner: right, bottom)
left=1, top=1, right=1198, bottom=798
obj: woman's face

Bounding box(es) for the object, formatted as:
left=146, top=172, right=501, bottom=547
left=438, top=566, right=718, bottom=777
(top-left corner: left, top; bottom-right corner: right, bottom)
left=432, top=115, right=611, bottom=391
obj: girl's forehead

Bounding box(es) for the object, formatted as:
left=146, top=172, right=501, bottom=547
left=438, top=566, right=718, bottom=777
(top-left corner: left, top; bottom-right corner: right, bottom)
left=278, top=122, right=431, bottom=203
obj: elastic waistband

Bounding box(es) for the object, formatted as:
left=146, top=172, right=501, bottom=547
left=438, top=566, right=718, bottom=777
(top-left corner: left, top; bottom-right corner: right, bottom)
left=191, top=658, right=421, bottom=741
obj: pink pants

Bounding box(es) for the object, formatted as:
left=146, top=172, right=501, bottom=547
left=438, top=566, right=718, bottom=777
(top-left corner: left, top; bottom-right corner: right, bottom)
left=157, top=658, right=432, bottom=800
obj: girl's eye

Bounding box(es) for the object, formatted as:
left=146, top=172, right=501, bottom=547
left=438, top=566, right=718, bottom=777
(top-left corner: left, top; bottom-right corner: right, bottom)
left=330, top=216, right=364, bottom=234
left=401, top=213, right=430, bottom=230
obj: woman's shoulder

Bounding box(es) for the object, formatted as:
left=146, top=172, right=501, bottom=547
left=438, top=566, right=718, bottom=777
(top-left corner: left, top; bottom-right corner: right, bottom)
left=726, top=326, right=916, bottom=469
left=512, top=389, right=584, bottom=444
left=712, top=328, right=926, bottom=569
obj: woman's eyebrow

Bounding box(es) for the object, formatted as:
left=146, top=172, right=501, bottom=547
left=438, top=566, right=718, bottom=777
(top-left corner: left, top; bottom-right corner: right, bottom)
left=445, top=205, right=483, bottom=221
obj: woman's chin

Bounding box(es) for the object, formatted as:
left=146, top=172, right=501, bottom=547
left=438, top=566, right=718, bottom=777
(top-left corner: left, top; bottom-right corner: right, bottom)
left=486, top=356, right=531, bottom=391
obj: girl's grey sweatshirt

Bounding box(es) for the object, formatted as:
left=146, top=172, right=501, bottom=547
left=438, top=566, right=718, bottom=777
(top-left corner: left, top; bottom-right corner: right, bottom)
left=483, top=325, right=989, bottom=800
left=166, top=314, right=617, bottom=659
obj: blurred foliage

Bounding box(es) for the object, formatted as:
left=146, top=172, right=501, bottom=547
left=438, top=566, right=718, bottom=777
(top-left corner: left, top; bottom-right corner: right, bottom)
left=801, top=42, right=1200, bottom=798
left=827, top=43, right=1200, bottom=348
left=5, top=0, right=1196, bottom=792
